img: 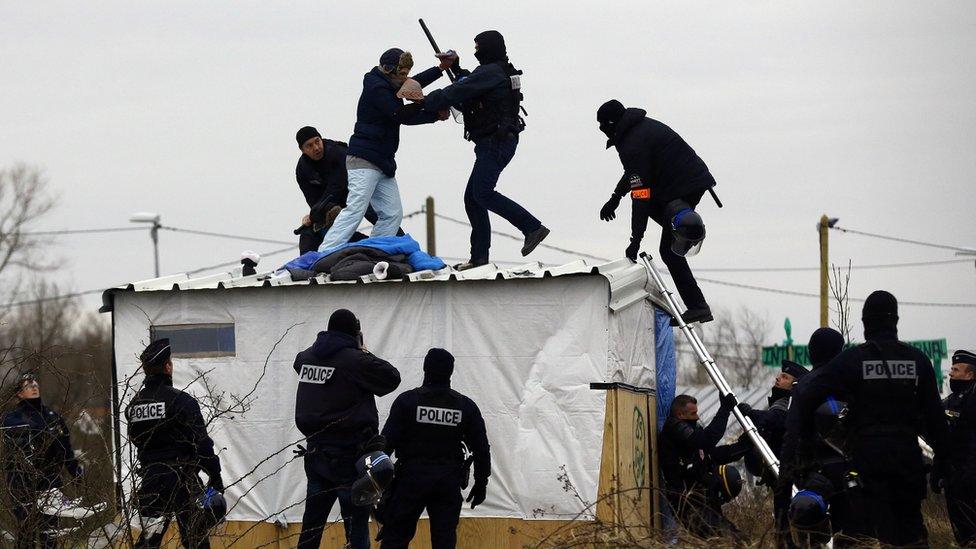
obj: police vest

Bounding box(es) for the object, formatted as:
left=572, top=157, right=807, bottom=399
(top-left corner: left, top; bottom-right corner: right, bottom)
left=462, top=62, right=525, bottom=141
left=849, top=341, right=921, bottom=438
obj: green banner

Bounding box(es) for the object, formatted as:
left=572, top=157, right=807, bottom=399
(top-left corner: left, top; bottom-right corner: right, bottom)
left=762, top=339, right=949, bottom=383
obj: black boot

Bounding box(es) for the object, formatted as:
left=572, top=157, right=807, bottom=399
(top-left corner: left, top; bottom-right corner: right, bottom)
left=670, top=306, right=713, bottom=326
left=521, top=226, right=550, bottom=256
left=455, top=260, right=488, bottom=272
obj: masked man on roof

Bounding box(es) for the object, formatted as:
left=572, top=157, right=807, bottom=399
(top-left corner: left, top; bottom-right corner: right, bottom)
left=596, top=100, right=718, bottom=324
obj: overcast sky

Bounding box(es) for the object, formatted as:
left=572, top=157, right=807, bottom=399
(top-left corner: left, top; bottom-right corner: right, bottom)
left=2, top=2, right=974, bottom=361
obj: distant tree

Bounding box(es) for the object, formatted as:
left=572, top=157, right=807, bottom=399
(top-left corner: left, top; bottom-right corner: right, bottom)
left=677, top=307, right=770, bottom=389
left=829, top=260, right=854, bottom=343
left=0, top=163, right=56, bottom=315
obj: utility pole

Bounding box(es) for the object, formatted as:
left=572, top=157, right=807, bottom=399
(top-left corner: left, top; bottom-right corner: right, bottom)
left=425, top=196, right=436, bottom=256
left=819, top=215, right=829, bottom=327
left=131, top=212, right=162, bottom=278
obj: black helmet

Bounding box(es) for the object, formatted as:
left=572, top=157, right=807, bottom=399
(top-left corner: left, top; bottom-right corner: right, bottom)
left=667, top=200, right=705, bottom=257
left=197, top=487, right=227, bottom=531
left=789, top=490, right=831, bottom=545
left=713, top=464, right=742, bottom=503
left=814, top=397, right=849, bottom=455
left=351, top=451, right=395, bottom=506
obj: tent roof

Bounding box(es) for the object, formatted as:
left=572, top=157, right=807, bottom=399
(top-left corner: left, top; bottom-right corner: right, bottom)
left=101, top=258, right=668, bottom=313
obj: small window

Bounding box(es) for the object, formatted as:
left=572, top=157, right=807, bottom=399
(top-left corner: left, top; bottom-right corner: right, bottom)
left=150, top=324, right=236, bottom=358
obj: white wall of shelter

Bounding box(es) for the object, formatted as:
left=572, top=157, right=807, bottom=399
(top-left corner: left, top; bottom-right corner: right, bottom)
left=108, top=261, right=656, bottom=524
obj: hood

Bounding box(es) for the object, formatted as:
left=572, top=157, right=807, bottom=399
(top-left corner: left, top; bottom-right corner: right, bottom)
left=608, top=108, right=647, bottom=149
left=474, top=30, right=507, bottom=65
left=311, top=330, right=359, bottom=358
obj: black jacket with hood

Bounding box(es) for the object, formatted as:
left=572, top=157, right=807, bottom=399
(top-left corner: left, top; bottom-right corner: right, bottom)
left=293, top=330, right=401, bottom=453
left=295, top=138, right=350, bottom=225
left=609, top=108, right=716, bottom=207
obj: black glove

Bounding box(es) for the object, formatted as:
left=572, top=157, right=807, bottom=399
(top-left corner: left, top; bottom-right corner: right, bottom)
left=600, top=195, right=621, bottom=222
left=719, top=392, right=737, bottom=410
left=625, top=238, right=641, bottom=261
left=736, top=402, right=753, bottom=416
left=293, top=444, right=309, bottom=458
left=466, top=479, right=487, bottom=509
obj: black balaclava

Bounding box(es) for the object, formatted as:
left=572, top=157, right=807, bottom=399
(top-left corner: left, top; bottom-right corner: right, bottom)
left=808, top=327, right=845, bottom=368
left=474, top=31, right=507, bottom=65
left=423, top=348, right=455, bottom=385
left=296, top=126, right=320, bottom=148
left=862, top=290, right=898, bottom=339
left=597, top=99, right=626, bottom=146
left=328, top=309, right=360, bottom=338
left=951, top=350, right=976, bottom=394
left=769, top=386, right=792, bottom=405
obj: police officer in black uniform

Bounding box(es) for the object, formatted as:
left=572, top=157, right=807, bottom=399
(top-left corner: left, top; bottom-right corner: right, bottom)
left=794, top=291, right=947, bottom=547
left=596, top=99, right=718, bottom=324
left=932, top=349, right=976, bottom=546
left=2, top=373, right=84, bottom=549
left=422, top=30, right=550, bottom=270
left=126, top=339, right=223, bottom=549
left=293, top=309, right=401, bottom=549
left=378, top=348, right=490, bottom=549
left=659, top=393, right=750, bottom=538
left=738, top=361, right=808, bottom=548
left=294, top=126, right=400, bottom=253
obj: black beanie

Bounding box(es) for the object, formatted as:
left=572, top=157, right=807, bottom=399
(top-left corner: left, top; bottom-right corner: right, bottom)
left=379, top=48, right=405, bottom=71
left=296, top=126, right=321, bottom=147
left=808, top=327, right=845, bottom=367
left=328, top=309, right=360, bottom=337
left=597, top=99, right=626, bottom=126
left=423, top=348, right=455, bottom=381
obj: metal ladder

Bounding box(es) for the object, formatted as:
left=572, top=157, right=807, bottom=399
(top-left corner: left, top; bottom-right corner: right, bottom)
left=639, top=252, right=781, bottom=477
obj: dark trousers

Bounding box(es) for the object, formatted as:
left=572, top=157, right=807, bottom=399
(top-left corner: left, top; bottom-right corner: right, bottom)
left=464, top=135, right=541, bottom=263
left=947, top=485, right=976, bottom=546
left=297, top=451, right=370, bottom=549
left=380, top=466, right=463, bottom=549
left=861, top=494, right=927, bottom=548
left=828, top=490, right=869, bottom=547
left=772, top=487, right=795, bottom=548
left=648, top=190, right=707, bottom=310
left=135, top=463, right=210, bottom=549
left=12, top=504, right=57, bottom=549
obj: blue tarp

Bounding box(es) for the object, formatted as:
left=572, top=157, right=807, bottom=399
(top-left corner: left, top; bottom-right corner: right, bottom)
left=654, top=307, right=677, bottom=432
left=281, top=234, right=446, bottom=273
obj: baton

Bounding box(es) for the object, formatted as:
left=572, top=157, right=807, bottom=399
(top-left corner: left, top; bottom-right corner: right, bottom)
left=419, top=18, right=456, bottom=82
left=708, top=187, right=723, bottom=208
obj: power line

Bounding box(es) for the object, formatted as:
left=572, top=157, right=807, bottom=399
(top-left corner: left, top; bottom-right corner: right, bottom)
left=159, top=226, right=294, bottom=246
left=17, top=227, right=147, bottom=236
left=830, top=225, right=976, bottom=254
left=696, top=258, right=974, bottom=273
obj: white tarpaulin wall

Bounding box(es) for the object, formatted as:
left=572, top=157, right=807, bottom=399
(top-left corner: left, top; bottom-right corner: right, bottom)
left=111, top=275, right=654, bottom=524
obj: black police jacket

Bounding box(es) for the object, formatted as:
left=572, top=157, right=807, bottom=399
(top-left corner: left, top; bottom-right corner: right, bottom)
left=780, top=367, right=833, bottom=487
left=796, top=329, right=947, bottom=499
left=423, top=61, right=524, bottom=141
left=743, top=394, right=790, bottom=480
left=293, top=330, right=400, bottom=453
left=126, top=374, right=222, bottom=488
left=347, top=66, right=444, bottom=177
left=296, top=139, right=349, bottom=226
left=659, top=403, right=748, bottom=493
left=1, top=398, right=81, bottom=492
left=943, top=381, right=976, bottom=484
left=381, top=379, right=491, bottom=483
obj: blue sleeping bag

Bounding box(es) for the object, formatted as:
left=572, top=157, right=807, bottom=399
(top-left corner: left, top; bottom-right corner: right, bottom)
left=281, top=234, right=446, bottom=273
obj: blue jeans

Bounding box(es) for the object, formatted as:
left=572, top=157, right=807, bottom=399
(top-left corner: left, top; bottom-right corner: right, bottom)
left=465, top=135, right=540, bottom=263
left=297, top=452, right=371, bottom=549
left=318, top=164, right=402, bottom=251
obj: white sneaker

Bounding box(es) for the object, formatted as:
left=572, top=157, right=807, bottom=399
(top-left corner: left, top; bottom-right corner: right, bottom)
left=36, top=488, right=107, bottom=519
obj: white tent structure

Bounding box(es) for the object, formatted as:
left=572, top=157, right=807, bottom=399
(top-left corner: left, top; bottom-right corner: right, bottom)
left=102, top=258, right=661, bottom=542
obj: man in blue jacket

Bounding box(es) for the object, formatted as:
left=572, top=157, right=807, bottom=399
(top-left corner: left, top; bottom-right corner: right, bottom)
left=421, top=31, right=549, bottom=269
left=318, top=49, right=448, bottom=252
left=293, top=309, right=401, bottom=549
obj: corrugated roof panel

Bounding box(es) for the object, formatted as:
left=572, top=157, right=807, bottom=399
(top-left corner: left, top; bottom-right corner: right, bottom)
left=102, top=258, right=662, bottom=314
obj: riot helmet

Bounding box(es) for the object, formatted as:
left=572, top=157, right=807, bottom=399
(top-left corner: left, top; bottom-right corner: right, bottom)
left=815, top=397, right=849, bottom=456
left=351, top=451, right=395, bottom=506
left=197, top=487, right=228, bottom=531
left=712, top=464, right=743, bottom=503
left=790, top=490, right=831, bottom=545
left=667, top=199, right=705, bottom=257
